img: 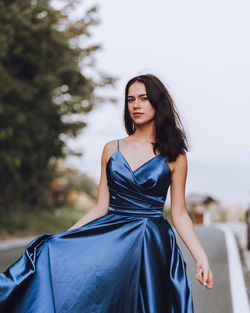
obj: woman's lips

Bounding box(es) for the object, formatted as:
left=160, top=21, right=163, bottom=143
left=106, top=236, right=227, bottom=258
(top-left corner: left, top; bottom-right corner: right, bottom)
left=133, top=113, right=143, bottom=117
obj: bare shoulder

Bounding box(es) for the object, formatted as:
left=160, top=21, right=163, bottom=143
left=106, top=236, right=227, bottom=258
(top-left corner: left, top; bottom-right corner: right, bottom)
left=102, top=139, right=118, bottom=164
left=117, top=136, right=130, bottom=145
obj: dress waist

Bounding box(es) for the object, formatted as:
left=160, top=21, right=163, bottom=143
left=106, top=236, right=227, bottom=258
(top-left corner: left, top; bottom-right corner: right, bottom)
left=108, top=205, right=164, bottom=218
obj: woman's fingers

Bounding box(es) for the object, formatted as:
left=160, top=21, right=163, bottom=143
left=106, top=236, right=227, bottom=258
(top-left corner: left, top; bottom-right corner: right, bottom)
left=202, top=267, right=208, bottom=287
left=195, top=264, right=203, bottom=284
left=196, top=268, right=202, bottom=281
left=195, top=263, right=214, bottom=289
left=205, top=270, right=214, bottom=289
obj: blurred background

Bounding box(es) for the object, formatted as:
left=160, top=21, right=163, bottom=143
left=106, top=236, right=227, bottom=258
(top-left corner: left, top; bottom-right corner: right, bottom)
left=0, top=0, right=249, bottom=311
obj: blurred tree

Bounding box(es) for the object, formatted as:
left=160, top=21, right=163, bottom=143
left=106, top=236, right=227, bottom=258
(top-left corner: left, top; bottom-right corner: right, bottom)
left=49, top=159, right=98, bottom=209
left=0, top=0, right=117, bottom=212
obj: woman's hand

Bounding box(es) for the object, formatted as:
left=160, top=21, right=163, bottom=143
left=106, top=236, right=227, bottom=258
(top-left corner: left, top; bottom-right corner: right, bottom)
left=195, top=258, right=213, bottom=289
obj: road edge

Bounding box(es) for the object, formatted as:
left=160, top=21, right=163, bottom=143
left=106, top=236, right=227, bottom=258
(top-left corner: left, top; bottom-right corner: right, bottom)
left=0, top=236, right=36, bottom=251
left=211, top=222, right=250, bottom=313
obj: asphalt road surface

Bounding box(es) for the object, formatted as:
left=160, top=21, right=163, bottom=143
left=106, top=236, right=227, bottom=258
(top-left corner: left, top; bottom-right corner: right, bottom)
left=0, top=245, right=29, bottom=273
left=0, top=225, right=247, bottom=312
left=174, top=225, right=233, bottom=312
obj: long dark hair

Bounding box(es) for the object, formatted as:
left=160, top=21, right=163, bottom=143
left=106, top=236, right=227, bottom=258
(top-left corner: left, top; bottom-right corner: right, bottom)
left=123, top=74, right=190, bottom=162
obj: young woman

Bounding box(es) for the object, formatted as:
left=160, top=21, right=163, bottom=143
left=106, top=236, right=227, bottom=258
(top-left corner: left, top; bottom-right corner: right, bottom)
left=0, top=74, right=213, bottom=312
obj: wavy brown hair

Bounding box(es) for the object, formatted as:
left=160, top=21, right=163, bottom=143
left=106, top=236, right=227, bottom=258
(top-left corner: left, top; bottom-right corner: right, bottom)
left=123, top=74, right=190, bottom=162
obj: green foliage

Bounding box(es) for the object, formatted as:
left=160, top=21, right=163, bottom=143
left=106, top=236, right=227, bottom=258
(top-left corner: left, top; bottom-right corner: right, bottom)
left=0, top=0, right=117, bottom=212
left=0, top=207, right=86, bottom=237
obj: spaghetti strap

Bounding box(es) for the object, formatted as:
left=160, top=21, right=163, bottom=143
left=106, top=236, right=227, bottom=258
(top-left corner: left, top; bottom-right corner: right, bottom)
left=117, top=139, right=119, bottom=151
left=0, top=134, right=194, bottom=313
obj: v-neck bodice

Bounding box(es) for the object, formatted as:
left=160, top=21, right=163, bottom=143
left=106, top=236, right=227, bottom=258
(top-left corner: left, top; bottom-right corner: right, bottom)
left=0, top=141, right=193, bottom=313
left=106, top=139, right=172, bottom=217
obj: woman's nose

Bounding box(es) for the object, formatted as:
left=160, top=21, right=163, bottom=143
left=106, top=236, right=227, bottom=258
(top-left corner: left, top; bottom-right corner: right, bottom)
left=133, top=98, right=141, bottom=108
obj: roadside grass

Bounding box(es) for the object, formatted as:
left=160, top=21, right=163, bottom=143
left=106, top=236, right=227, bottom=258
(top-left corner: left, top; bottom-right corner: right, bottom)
left=0, top=207, right=173, bottom=240
left=0, top=207, right=86, bottom=239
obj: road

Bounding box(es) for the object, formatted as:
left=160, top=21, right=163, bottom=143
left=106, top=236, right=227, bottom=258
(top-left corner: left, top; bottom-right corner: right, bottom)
left=174, top=225, right=233, bottom=312
left=0, top=225, right=249, bottom=312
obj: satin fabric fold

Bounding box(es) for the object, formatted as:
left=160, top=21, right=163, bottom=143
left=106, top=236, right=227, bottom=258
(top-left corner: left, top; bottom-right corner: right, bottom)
left=0, top=139, right=194, bottom=312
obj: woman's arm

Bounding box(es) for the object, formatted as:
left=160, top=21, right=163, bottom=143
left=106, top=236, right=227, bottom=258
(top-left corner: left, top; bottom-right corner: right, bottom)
left=67, top=141, right=113, bottom=231
left=169, top=152, right=213, bottom=289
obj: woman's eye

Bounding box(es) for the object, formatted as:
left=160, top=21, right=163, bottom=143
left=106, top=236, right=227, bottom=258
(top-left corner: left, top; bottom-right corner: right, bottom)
left=142, top=97, right=148, bottom=101
left=128, top=99, right=134, bottom=102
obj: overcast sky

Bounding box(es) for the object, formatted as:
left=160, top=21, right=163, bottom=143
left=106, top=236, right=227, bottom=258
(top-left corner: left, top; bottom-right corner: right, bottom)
left=58, top=0, right=250, bottom=209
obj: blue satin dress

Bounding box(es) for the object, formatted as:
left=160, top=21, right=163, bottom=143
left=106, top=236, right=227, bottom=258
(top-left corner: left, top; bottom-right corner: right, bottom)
left=0, top=139, right=194, bottom=313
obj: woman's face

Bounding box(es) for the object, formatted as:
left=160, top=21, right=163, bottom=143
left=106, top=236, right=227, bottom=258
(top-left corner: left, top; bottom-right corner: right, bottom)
left=127, top=81, right=156, bottom=126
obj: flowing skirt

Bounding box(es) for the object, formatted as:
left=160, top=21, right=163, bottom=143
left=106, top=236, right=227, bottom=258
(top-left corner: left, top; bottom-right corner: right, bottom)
left=0, top=212, right=194, bottom=313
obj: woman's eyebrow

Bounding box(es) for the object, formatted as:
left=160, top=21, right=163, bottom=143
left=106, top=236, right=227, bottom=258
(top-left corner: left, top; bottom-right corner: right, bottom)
left=128, top=94, right=147, bottom=98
